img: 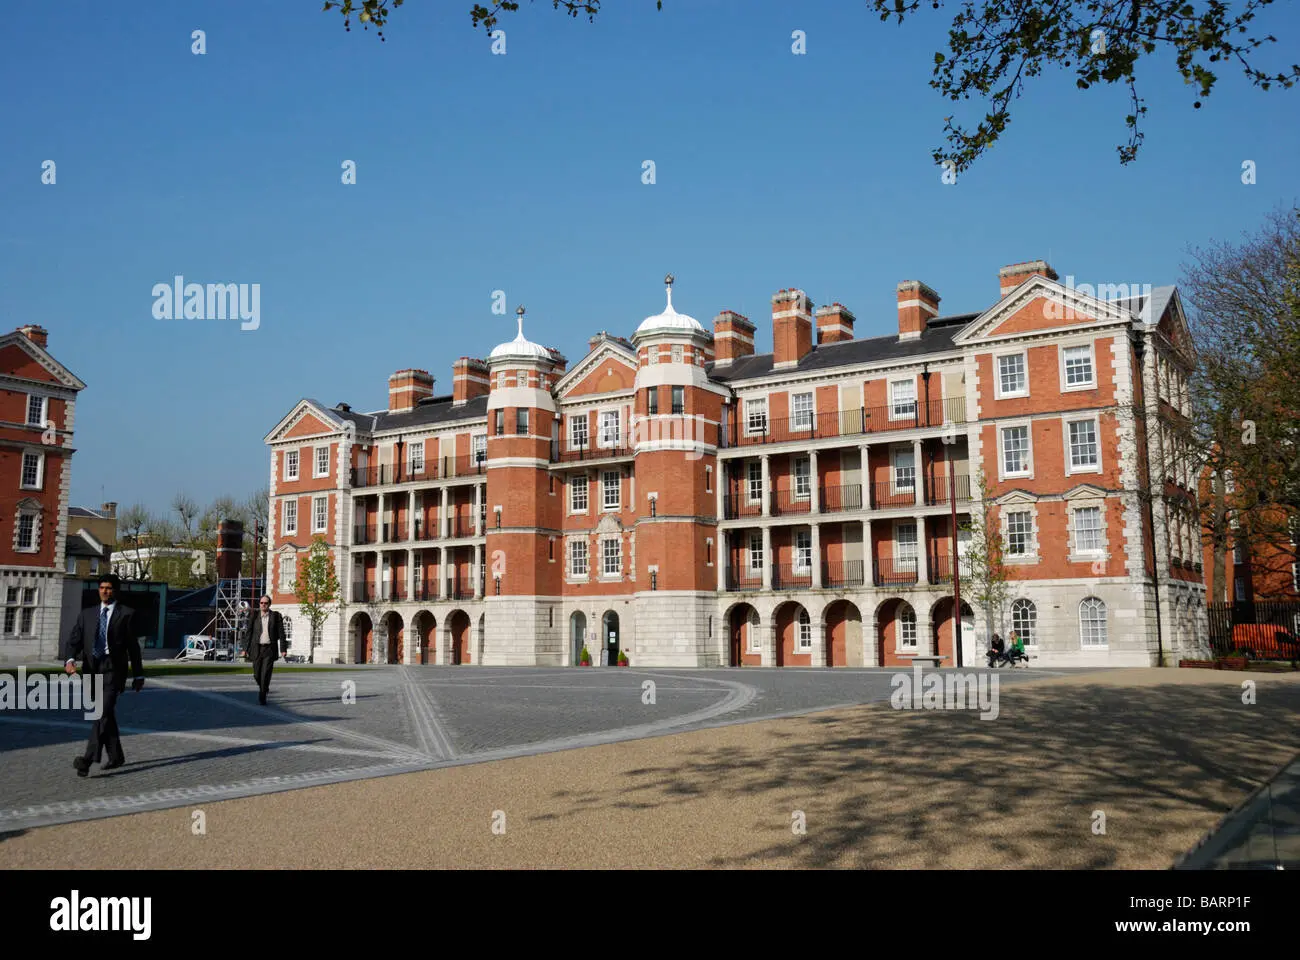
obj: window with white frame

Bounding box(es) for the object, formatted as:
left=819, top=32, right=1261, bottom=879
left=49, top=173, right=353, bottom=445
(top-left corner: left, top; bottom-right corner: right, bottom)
left=646, top=387, right=658, bottom=415
left=671, top=386, right=684, bottom=415
left=602, top=537, right=622, bottom=576
left=896, top=521, right=918, bottom=570
left=890, top=379, right=917, bottom=419
left=495, top=409, right=504, bottom=435
left=747, top=461, right=763, bottom=503
left=898, top=605, right=917, bottom=648
left=1011, top=599, right=1038, bottom=646
left=792, top=392, right=813, bottom=431
left=746, top=397, right=768, bottom=435
left=795, top=531, right=812, bottom=570
left=285, top=450, right=299, bottom=480
left=1067, top=419, right=1099, bottom=470
left=1079, top=597, right=1107, bottom=646
left=749, top=532, right=763, bottom=571
left=997, top=354, right=1027, bottom=396
left=569, top=540, right=588, bottom=577
left=602, top=470, right=620, bottom=509
left=2, top=587, right=16, bottom=634
left=26, top=395, right=46, bottom=427
left=1006, top=509, right=1033, bottom=556
left=671, top=344, right=683, bottom=364
left=280, top=553, right=297, bottom=592
left=1062, top=344, right=1094, bottom=388
left=797, top=608, right=812, bottom=650
left=313, top=495, right=328, bottom=532
left=1001, top=425, right=1031, bottom=476
left=892, top=447, right=915, bottom=491
left=472, top=434, right=486, bottom=464
left=16, top=512, right=37, bottom=551
left=1073, top=505, right=1103, bottom=553
left=19, top=587, right=36, bottom=635
left=20, top=452, right=42, bottom=489
left=315, top=446, right=329, bottom=477
left=283, top=500, right=297, bottom=535
left=409, top=441, right=425, bottom=473
left=570, top=414, right=588, bottom=450
left=600, top=410, right=620, bottom=446
left=570, top=474, right=588, bottom=512
left=794, top=457, right=811, bottom=499
left=516, top=408, right=530, bottom=434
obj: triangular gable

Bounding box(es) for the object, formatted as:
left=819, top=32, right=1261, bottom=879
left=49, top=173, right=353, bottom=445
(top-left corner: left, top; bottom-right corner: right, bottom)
left=1062, top=483, right=1109, bottom=501
left=556, top=341, right=639, bottom=399
left=996, top=489, right=1040, bottom=506
left=1155, top=289, right=1196, bottom=364
left=953, top=276, right=1132, bottom=344
left=0, top=333, right=86, bottom=390
left=264, top=400, right=343, bottom=444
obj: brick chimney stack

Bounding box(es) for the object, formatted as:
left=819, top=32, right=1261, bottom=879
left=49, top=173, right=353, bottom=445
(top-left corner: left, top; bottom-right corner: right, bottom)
left=452, top=357, right=490, bottom=405
left=999, top=260, right=1058, bottom=297
left=388, top=369, right=434, bottom=413
left=711, top=311, right=755, bottom=366
left=897, top=281, right=940, bottom=341
left=100, top=502, right=117, bottom=519
left=814, top=303, right=855, bottom=344
left=772, top=289, right=814, bottom=369
left=17, top=325, right=48, bottom=349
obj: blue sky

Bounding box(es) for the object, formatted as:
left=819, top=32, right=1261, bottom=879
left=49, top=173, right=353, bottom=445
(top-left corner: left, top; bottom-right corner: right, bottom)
left=2, top=0, right=1297, bottom=522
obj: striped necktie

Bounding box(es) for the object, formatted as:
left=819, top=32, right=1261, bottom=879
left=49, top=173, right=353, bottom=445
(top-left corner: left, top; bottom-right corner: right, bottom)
left=95, top=605, right=109, bottom=659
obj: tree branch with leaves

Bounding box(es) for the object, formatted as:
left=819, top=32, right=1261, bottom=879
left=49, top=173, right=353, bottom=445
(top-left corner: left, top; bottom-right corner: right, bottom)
left=293, top=536, right=342, bottom=663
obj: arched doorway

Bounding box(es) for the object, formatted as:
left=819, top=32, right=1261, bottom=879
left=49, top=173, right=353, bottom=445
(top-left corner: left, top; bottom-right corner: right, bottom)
left=931, top=597, right=975, bottom=667
left=448, top=610, right=471, bottom=664
left=773, top=601, right=811, bottom=667
left=876, top=598, right=916, bottom=668
left=350, top=612, right=373, bottom=664
left=727, top=603, right=760, bottom=666
left=601, top=610, right=620, bottom=666
left=570, top=611, right=587, bottom=665
left=824, top=600, right=862, bottom=667
left=412, top=611, right=435, bottom=664
left=383, top=612, right=404, bottom=664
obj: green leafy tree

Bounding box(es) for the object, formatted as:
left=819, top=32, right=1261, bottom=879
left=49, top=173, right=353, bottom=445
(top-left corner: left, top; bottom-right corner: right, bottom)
left=323, top=1, right=1296, bottom=172
left=294, top=535, right=341, bottom=663
left=961, top=469, right=1011, bottom=647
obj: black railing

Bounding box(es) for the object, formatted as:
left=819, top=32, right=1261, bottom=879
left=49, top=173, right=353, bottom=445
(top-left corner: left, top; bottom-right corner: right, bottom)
left=723, top=494, right=764, bottom=520
left=823, top=559, right=865, bottom=588
left=1206, top=601, right=1300, bottom=659
left=444, top=454, right=486, bottom=478
left=927, top=553, right=973, bottom=584
left=353, top=526, right=377, bottom=545
left=924, top=473, right=972, bottom=505
left=723, top=396, right=968, bottom=448
left=445, top=580, right=473, bottom=601
left=350, top=462, right=440, bottom=487
left=726, top=570, right=764, bottom=591
left=819, top=484, right=863, bottom=513
left=772, top=563, right=813, bottom=590
left=770, top=489, right=813, bottom=516
left=352, top=582, right=376, bottom=602
left=872, top=480, right=918, bottom=509
left=874, top=557, right=919, bottom=586
left=381, top=523, right=405, bottom=543
left=413, top=582, right=435, bottom=601
left=551, top=439, right=634, bottom=463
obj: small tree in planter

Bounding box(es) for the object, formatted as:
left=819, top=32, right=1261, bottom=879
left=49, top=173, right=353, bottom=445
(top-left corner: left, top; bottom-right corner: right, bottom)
left=579, top=646, right=591, bottom=666
left=618, top=650, right=629, bottom=666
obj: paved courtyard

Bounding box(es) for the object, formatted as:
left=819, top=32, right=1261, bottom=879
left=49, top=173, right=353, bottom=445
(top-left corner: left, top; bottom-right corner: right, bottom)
left=0, top=662, right=1055, bottom=832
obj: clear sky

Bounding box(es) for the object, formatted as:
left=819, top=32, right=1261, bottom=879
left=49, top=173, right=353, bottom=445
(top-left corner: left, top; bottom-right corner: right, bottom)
left=2, top=0, right=1297, bottom=522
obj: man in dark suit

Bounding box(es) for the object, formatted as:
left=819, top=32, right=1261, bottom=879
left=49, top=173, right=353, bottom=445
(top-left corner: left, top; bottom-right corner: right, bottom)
left=241, top=595, right=285, bottom=704
left=62, top=573, right=143, bottom=777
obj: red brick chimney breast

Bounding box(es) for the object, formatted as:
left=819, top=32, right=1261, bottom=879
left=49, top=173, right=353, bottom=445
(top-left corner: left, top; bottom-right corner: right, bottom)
left=897, top=281, right=940, bottom=341
left=772, top=289, right=813, bottom=368
left=814, top=303, right=855, bottom=344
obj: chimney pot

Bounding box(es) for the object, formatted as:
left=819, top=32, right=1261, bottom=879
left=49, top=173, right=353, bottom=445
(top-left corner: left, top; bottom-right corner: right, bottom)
left=999, top=260, right=1058, bottom=297
left=17, top=324, right=48, bottom=349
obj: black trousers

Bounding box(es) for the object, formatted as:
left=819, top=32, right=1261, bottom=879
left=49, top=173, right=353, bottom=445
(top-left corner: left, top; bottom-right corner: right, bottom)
left=82, top=658, right=124, bottom=765
left=253, top=648, right=275, bottom=701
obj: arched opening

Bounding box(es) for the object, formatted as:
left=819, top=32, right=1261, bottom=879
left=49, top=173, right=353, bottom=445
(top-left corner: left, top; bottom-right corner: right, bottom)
left=876, top=598, right=916, bottom=668
left=601, top=610, right=620, bottom=666
left=773, top=601, right=811, bottom=667
left=448, top=610, right=471, bottom=664
left=726, top=603, right=760, bottom=666
left=382, top=612, right=404, bottom=664
left=412, top=611, right=435, bottom=664
left=350, top=612, right=373, bottom=665
left=570, top=611, right=587, bottom=665
left=931, top=597, right=975, bottom=667
left=824, top=599, right=862, bottom=667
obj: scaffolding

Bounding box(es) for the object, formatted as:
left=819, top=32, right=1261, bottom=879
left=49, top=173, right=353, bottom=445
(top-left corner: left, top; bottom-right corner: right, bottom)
left=214, top=576, right=264, bottom=655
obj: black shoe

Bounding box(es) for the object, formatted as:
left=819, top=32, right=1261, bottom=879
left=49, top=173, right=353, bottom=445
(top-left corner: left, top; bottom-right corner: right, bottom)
left=259, top=694, right=267, bottom=704
left=73, top=757, right=90, bottom=777
left=102, top=758, right=125, bottom=771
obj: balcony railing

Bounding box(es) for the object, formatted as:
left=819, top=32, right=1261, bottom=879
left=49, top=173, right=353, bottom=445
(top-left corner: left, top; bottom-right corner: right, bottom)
left=872, top=480, right=919, bottom=509
left=725, top=570, right=765, bottom=591
left=352, top=582, right=376, bottom=602
left=770, top=489, right=813, bottom=516
left=819, top=484, right=864, bottom=513
left=772, top=563, right=814, bottom=591
left=924, top=473, right=972, bottom=505
left=551, top=439, right=634, bottom=463
left=874, top=557, right=919, bottom=586
left=353, top=526, right=378, bottom=545
left=351, top=455, right=482, bottom=488
left=381, top=523, right=405, bottom=544
left=927, top=553, right=973, bottom=584
left=723, top=494, right=764, bottom=520
left=723, top=396, right=967, bottom=448
left=444, top=580, right=473, bottom=601
left=823, top=559, right=866, bottom=588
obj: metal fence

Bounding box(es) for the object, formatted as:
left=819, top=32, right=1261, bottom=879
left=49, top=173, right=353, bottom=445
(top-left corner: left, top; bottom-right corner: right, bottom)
left=1206, top=601, right=1300, bottom=659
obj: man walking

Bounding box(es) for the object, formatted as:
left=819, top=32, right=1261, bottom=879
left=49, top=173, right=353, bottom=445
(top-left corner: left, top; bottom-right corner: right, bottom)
left=63, top=573, right=143, bottom=777
left=241, top=595, right=284, bottom=704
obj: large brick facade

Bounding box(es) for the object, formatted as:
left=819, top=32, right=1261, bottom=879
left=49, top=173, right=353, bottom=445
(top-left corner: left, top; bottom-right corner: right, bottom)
left=0, top=326, right=86, bottom=663
left=263, top=266, right=1209, bottom=668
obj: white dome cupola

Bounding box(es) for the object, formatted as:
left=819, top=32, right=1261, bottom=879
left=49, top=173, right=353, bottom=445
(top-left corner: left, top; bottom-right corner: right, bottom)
left=634, top=274, right=706, bottom=338
left=489, top=305, right=553, bottom=362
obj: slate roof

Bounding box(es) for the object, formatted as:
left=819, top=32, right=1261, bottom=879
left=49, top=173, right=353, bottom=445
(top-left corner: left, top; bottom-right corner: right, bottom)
left=1115, top=285, right=1175, bottom=325
left=69, top=506, right=107, bottom=519
left=705, top=313, right=978, bottom=384
left=303, top=394, right=491, bottom=435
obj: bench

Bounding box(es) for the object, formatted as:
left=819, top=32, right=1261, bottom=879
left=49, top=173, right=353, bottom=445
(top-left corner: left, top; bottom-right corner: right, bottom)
left=900, top=655, right=948, bottom=667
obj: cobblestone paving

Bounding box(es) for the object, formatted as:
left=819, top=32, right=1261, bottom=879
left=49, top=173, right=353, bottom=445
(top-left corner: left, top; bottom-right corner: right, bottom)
left=0, top=662, right=1081, bottom=831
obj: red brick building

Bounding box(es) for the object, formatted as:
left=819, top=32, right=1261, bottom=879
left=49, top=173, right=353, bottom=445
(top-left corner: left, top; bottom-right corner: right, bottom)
left=0, top=325, right=85, bottom=662
left=264, top=262, right=1208, bottom=667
